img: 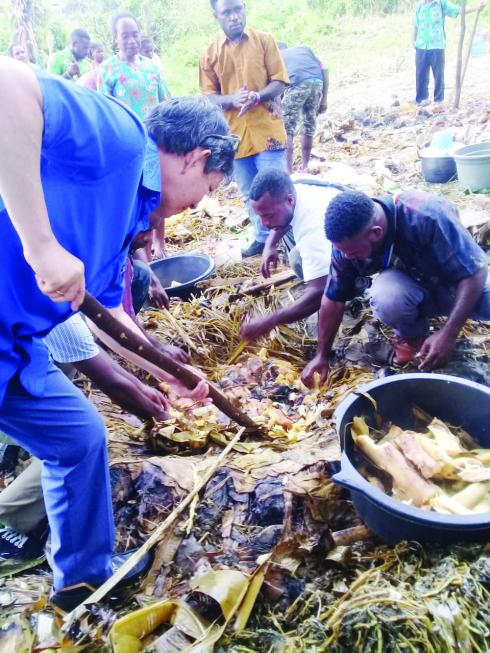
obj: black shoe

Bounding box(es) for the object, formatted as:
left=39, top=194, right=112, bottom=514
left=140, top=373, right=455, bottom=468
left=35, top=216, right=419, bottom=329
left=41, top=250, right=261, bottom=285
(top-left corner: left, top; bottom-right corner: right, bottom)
left=0, top=526, right=47, bottom=562
left=50, top=548, right=154, bottom=615
left=242, top=240, right=265, bottom=258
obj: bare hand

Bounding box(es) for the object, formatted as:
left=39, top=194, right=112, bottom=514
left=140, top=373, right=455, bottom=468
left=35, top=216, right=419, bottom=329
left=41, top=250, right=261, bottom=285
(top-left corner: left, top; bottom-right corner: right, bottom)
left=260, top=245, right=280, bottom=278
left=301, top=353, right=330, bottom=389
left=28, top=241, right=85, bottom=310
left=417, top=330, right=455, bottom=371
left=238, top=91, right=260, bottom=117
left=230, top=86, right=249, bottom=110
left=240, top=315, right=276, bottom=342
left=140, top=384, right=170, bottom=420
left=317, top=102, right=327, bottom=114
left=66, top=62, right=80, bottom=78
left=156, top=342, right=189, bottom=364
left=149, top=274, right=170, bottom=309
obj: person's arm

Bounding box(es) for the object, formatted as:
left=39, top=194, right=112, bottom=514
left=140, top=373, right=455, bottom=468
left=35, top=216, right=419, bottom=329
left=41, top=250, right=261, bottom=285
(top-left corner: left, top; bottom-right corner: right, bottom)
left=86, top=304, right=207, bottom=400
left=418, top=267, right=488, bottom=371
left=241, top=276, right=327, bottom=342
left=206, top=88, right=250, bottom=110
left=0, top=58, right=85, bottom=308
left=413, top=24, right=418, bottom=47
left=300, top=295, right=345, bottom=388
left=238, top=80, right=287, bottom=117
left=318, top=69, right=329, bottom=113
left=132, top=249, right=169, bottom=309
left=75, top=349, right=169, bottom=420
left=96, top=63, right=110, bottom=94
left=261, top=226, right=290, bottom=278
left=199, top=49, right=249, bottom=110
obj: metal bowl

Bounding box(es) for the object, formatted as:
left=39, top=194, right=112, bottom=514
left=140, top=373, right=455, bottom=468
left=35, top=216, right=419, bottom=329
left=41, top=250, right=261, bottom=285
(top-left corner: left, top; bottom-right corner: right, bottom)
left=333, top=373, right=490, bottom=543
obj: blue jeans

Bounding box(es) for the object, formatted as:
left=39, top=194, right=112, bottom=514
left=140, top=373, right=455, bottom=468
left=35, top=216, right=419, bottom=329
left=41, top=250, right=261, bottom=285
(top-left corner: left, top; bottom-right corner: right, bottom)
left=416, top=48, right=445, bottom=103
left=234, top=149, right=287, bottom=243
left=370, top=269, right=490, bottom=338
left=0, top=360, right=114, bottom=590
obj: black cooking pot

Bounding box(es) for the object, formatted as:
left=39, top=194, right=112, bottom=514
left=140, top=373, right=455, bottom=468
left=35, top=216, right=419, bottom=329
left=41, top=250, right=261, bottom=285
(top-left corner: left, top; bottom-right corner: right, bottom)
left=420, top=154, right=457, bottom=183
left=333, top=373, right=490, bottom=543
left=148, top=254, right=215, bottom=302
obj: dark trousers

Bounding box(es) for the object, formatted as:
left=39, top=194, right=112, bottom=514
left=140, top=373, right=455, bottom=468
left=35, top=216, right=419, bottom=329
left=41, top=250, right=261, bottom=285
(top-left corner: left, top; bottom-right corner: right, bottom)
left=131, top=260, right=151, bottom=314
left=415, top=48, right=445, bottom=103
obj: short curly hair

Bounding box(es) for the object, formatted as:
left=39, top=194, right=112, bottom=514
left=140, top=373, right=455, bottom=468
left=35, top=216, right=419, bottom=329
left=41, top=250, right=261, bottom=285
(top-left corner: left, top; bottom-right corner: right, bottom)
left=325, top=191, right=375, bottom=242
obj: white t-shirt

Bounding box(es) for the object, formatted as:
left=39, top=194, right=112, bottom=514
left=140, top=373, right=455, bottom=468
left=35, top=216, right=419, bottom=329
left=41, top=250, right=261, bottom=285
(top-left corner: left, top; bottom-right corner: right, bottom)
left=290, top=183, right=340, bottom=282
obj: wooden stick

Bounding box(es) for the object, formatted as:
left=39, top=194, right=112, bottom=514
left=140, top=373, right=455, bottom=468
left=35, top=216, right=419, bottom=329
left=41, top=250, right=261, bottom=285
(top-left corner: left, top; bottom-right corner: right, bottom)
left=461, top=5, right=484, bottom=87
left=241, top=269, right=297, bottom=295
left=64, top=427, right=246, bottom=626
left=80, top=293, right=260, bottom=431
left=453, top=2, right=467, bottom=109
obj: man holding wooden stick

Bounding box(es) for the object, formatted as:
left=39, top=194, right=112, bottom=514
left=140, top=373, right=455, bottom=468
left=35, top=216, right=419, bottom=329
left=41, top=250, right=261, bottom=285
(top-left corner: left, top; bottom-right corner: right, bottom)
left=413, top=0, right=485, bottom=105
left=0, top=57, right=235, bottom=613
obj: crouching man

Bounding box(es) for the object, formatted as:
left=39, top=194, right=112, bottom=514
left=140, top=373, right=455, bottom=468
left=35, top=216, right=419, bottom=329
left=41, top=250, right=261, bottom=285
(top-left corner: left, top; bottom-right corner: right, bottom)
left=302, top=190, right=490, bottom=387
left=240, top=168, right=342, bottom=342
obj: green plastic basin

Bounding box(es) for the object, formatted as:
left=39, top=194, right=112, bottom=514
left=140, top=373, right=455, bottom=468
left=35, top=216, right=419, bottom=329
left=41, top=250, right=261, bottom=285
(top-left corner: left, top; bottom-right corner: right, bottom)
left=453, top=141, right=490, bottom=192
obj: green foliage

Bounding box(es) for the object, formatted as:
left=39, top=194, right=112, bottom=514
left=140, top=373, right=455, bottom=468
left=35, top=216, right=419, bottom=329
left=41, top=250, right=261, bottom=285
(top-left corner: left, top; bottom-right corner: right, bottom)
left=0, top=0, right=488, bottom=96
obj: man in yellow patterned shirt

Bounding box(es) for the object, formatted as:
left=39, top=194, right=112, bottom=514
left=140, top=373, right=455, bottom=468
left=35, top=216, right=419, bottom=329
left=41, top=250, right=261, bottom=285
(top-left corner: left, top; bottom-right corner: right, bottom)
left=200, top=0, right=289, bottom=257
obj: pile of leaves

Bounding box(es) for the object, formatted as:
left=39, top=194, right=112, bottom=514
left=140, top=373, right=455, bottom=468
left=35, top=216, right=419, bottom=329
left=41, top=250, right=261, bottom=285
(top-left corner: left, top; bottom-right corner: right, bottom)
left=1, top=92, right=490, bottom=651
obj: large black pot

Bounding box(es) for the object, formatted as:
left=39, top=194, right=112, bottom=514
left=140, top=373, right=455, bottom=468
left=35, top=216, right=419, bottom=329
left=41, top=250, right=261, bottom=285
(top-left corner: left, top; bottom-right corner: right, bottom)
left=333, top=373, right=490, bottom=544
left=149, top=254, right=215, bottom=302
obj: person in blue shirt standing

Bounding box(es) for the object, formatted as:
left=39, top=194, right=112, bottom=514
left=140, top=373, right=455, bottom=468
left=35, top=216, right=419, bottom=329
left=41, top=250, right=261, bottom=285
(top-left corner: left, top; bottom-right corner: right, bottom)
left=0, top=57, right=235, bottom=613
left=413, top=0, right=485, bottom=104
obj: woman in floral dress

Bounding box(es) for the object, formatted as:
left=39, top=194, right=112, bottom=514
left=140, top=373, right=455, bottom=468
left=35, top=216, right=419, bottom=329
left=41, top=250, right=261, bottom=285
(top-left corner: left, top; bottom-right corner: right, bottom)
left=97, top=11, right=170, bottom=119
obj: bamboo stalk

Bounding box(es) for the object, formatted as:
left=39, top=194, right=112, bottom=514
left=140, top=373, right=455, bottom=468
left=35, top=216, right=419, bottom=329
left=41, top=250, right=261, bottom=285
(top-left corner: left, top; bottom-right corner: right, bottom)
left=453, top=2, right=467, bottom=109
left=461, top=5, right=484, bottom=87
left=64, top=427, right=246, bottom=626
left=80, top=293, right=260, bottom=431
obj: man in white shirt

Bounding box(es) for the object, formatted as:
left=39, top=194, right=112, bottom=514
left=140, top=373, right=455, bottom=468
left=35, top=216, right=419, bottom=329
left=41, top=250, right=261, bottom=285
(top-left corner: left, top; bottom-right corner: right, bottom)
left=240, top=168, right=340, bottom=341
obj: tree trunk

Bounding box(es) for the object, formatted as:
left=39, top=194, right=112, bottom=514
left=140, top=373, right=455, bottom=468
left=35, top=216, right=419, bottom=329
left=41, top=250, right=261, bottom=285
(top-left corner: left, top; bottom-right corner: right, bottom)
left=11, top=0, right=38, bottom=63
left=453, top=2, right=467, bottom=109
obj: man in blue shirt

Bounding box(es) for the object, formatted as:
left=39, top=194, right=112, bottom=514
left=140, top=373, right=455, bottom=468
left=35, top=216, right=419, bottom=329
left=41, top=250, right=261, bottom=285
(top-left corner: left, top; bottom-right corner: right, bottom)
left=0, top=57, right=235, bottom=611
left=301, top=189, right=490, bottom=387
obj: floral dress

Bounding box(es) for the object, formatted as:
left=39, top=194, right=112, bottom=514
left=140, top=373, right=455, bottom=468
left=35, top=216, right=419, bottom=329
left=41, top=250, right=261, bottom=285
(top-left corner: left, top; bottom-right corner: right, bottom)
left=97, top=54, right=170, bottom=119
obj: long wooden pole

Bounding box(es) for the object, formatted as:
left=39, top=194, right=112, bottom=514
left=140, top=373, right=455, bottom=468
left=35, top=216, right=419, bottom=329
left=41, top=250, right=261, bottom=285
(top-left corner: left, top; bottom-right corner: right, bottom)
left=80, top=293, right=261, bottom=432
left=63, top=427, right=246, bottom=627
left=453, top=1, right=467, bottom=109
left=461, top=5, right=484, bottom=87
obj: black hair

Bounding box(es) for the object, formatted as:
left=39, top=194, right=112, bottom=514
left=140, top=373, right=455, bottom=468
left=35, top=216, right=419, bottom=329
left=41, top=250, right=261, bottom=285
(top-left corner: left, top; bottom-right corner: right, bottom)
left=88, top=41, right=103, bottom=56
left=145, top=96, right=235, bottom=178
left=111, top=10, right=139, bottom=40
left=250, top=167, right=294, bottom=201
left=140, top=36, right=153, bottom=47
left=8, top=43, right=22, bottom=57
left=324, top=191, right=375, bottom=242
left=70, top=28, right=90, bottom=42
